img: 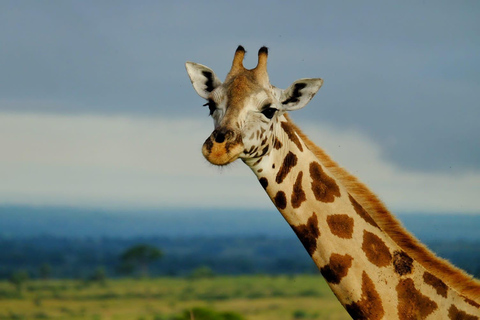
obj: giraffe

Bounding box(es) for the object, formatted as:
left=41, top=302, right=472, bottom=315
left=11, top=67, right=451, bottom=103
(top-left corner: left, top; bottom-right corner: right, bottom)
left=185, top=46, right=480, bottom=319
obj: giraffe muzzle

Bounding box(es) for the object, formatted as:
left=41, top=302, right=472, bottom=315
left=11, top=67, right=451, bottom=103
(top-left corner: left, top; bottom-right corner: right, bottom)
left=202, top=129, right=244, bottom=166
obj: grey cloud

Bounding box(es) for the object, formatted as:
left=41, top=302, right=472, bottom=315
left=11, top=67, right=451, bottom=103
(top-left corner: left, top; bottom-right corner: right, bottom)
left=0, top=1, right=479, bottom=172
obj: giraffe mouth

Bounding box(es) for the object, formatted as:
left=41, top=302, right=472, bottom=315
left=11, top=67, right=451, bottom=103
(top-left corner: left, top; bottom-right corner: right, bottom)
left=202, top=132, right=244, bottom=166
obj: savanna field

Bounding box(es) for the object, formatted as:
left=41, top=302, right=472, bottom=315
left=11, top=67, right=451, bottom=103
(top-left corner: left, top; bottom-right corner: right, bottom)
left=1, top=213, right=480, bottom=320
left=0, top=275, right=349, bottom=320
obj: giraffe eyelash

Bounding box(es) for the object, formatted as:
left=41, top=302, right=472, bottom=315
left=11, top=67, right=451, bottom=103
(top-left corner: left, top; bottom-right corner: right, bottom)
left=203, top=99, right=217, bottom=116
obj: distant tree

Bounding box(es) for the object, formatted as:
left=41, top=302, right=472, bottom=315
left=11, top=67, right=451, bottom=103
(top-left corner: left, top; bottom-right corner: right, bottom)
left=189, top=266, right=215, bottom=279
left=39, top=263, right=52, bottom=280
left=8, top=270, right=29, bottom=292
left=119, top=244, right=163, bottom=277
left=89, top=266, right=107, bottom=285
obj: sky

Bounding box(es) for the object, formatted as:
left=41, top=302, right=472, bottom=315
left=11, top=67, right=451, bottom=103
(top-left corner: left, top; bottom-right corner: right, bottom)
left=1, top=1, right=479, bottom=213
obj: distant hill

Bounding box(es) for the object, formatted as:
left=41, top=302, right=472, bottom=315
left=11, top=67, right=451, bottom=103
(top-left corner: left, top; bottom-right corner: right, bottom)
left=0, top=206, right=479, bottom=279
left=0, top=205, right=479, bottom=241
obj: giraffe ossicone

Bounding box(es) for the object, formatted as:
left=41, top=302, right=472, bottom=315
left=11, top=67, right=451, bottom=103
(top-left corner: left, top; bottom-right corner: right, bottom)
left=186, top=46, right=480, bottom=319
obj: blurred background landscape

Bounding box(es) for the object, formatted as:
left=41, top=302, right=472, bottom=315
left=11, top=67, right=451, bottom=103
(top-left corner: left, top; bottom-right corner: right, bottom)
left=1, top=206, right=480, bottom=279
left=1, top=206, right=479, bottom=319
left=1, top=206, right=479, bottom=320
left=1, top=1, right=479, bottom=319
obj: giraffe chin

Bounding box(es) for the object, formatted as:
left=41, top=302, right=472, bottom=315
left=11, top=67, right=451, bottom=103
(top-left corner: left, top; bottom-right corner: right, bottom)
left=202, top=141, right=244, bottom=166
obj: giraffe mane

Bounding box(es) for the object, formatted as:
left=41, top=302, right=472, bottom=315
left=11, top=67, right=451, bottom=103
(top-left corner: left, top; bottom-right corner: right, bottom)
left=284, top=114, right=480, bottom=302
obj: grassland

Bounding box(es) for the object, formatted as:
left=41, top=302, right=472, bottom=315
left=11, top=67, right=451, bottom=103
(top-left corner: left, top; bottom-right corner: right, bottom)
left=0, top=275, right=349, bottom=320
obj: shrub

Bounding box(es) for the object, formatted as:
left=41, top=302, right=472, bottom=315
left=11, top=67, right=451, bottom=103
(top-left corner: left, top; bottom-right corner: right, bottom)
left=33, top=312, right=50, bottom=319
left=188, top=266, right=215, bottom=279
left=292, top=309, right=308, bottom=319
left=172, top=307, right=244, bottom=320
left=8, top=270, right=29, bottom=292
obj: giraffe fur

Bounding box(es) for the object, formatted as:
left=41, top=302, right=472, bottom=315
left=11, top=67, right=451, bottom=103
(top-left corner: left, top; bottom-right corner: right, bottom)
left=186, top=46, right=480, bottom=319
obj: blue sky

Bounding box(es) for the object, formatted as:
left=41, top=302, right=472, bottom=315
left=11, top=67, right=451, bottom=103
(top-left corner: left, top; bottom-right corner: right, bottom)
left=1, top=1, right=479, bottom=213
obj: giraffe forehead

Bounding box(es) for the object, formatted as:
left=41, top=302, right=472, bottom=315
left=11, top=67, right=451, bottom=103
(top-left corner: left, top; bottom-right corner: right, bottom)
left=225, top=73, right=268, bottom=109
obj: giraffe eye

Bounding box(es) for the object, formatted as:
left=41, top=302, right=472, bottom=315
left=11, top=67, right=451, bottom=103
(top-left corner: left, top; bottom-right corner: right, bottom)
left=261, top=104, right=277, bottom=119
left=203, top=99, right=217, bottom=116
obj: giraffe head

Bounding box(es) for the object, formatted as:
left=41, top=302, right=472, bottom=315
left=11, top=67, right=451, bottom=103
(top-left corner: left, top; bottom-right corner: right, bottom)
left=186, top=46, right=323, bottom=166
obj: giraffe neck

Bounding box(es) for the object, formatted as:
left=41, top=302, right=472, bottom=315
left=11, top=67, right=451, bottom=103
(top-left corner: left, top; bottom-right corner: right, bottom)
left=243, top=115, right=480, bottom=319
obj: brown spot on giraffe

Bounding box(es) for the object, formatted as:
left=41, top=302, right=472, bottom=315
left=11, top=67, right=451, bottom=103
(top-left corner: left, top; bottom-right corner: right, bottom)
left=291, top=171, right=306, bottom=208
left=309, top=161, right=340, bottom=203
left=348, top=194, right=379, bottom=228
left=273, top=136, right=283, bottom=150
left=276, top=152, right=298, bottom=184
left=448, top=304, right=479, bottom=320
left=396, top=278, right=438, bottom=320
left=259, top=145, right=269, bottom=157
left=393, top=250, right=414, bottom=276
left=244, top=145, right=254, bottom=155
left=224, top=133, right=242, bottom=153
left=326, top=214, right=354, bottom=239
left=281, top=121, right=303, bottom=152
left=204, top=137, right=213, bottom=153
left=253, top=158, right=262, bottom=166
left=259, top=177, right=268, bottom=190
left=463, top=296, right=480, bottom=308
left=274, top=191, right=287, bottom=210
left=362, top=230, right=392, bottom=268
left=423, top=271, right=448, bottom=298
left=320, top=253, right=353, bottom=284
left=345, top=271, right=385, bottom=320
left=290, top=212, right=320, bottom=256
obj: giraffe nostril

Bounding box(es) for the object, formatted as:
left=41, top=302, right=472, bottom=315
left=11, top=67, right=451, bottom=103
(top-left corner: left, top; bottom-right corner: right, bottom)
left=215, top=132, right=226, bottom=143
left=213, top=129, right=235, bottom=143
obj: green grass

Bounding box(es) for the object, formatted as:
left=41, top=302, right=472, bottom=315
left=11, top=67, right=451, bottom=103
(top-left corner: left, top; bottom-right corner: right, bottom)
left=0, top=275, right=349, bottom=320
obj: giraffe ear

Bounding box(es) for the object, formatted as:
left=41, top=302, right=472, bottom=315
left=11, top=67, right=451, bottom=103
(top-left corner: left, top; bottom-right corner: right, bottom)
left=280, top=78, right=323, bottom=111
left=185, top=62, right=222, bottom=99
